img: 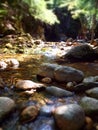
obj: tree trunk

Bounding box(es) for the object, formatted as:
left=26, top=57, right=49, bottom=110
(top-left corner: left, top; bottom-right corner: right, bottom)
left=90, top=14, right=96, bottom=43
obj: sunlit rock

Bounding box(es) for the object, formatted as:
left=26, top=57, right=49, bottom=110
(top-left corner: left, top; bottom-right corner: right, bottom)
left=15, top=79, right=45, bottom=90
left=5, top=58, right=19, bottom=69
left=0, top=61, right=7, bottom=70
left=53, top=104, right=85, bottom=130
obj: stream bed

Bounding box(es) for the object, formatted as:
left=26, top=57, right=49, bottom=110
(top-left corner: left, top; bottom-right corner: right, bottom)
left=0, top=43, right=98, bottom=130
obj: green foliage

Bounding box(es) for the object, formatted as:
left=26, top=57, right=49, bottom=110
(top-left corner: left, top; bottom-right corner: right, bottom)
left=0, top=3, right=8, bottom=18
left=60, top=0, right=98, bottom=41
left=60, top=0, right=98, bottom=29
left=22, top=0, right=59, bottom=24
left=46, top=0, right=65, bottom=9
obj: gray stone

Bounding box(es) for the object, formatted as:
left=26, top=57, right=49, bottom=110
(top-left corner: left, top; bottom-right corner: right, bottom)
left=83, top=76, right=98, bottom=83
left=0, top=97, right=15, bottom=121
left=40, top=105, right=54, bottom=117
left=86, top=87, right=98, bottom=99
left=64, top=44, right=96, bottom=61
left=53, top=104, right=85, bottom=130
left=74, top=82, right=98, bottom=93
left=38, top=63, right=59, bottom=79
left=45, top=86, right=73, bottom=97
left=54, top=65, right=84, bottom=82
left=79, top=96, right=98, bottom=115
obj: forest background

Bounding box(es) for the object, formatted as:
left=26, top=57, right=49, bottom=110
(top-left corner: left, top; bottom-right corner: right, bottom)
left=0, top=0, right=98, bottom=42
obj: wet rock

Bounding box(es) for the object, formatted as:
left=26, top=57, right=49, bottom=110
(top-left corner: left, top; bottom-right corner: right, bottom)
left=15, top=80, right=44, bottom=90
left=64, top=44, right=96, bottom=62
left=37, top=63, right=84, bottom=83
left=83, top=76, right=98, bottom=83
left=79, top=96, right=98, bottom=115
left=53, top=104, right=85, bottom=130
left=54, top=65, right=84, bottom=82
left=86, top=87, right=98, bottom=99
left=37, top=63, right=59, bottom=79
left=20, top=105, right=39, bottom=123
left=45, top=86, right=73, bottom=97
left=0, top=97, right=15, bottom=121
left=74, top=82, right=98, bottom=93
left=40, top=105, right=54, bottom=117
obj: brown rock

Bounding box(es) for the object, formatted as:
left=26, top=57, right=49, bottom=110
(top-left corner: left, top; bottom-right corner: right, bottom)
left=20, top=105, right=39, bottom=123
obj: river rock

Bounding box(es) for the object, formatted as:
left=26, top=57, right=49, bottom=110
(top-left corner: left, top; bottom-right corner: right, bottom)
left=74, top=82, right=98, bottom=93
left=45, top=86, right=73, bottom=97
left=20, top=105, right=39, bottom=123
left=0, top=97, right=15, bottom=121
left=40, top=105, right=54, bottom=117
left=37, top=63, right=84, bottom=83
left=54, top=65, right=84, bottom=82
left=64, top=44, right=96, bottom=62
left=83, top=76, right=98, bottom=83
left=15, top=80, right=44, bottom=90
left=41, top=77, right=52, bottom=83
left=79, top=96, right=98, bottom=115
left=38, top=63, right=59, bottom=79
left=53, top=104, right=85, bottom=130
left=86, top=87, right=98, bottom=99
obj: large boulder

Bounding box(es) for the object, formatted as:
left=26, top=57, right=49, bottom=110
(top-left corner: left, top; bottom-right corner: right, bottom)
left=64, top=44, right=96, bottom=62
left=53, top=104, right=85, bottom=130
left=54, top=65, right=84, bottom=82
